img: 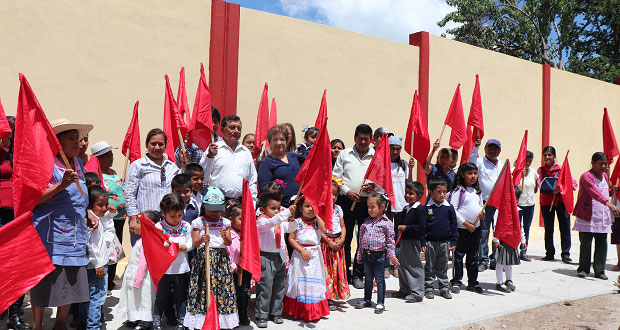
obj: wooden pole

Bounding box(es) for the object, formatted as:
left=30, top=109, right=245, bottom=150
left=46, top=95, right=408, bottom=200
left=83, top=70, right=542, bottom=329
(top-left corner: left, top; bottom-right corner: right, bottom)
left=121, top=150, right=130, bottom=182
left=549, top=194, right=556, bottom=212
left=294, top=180, right=304, bottom=205
left=411, top=131, right=414, bottom=157
left=59, top=149, right=84, bottom=195
left=206, top=244, right=211, bottom=308
left=437, top=123, right=447, bottom=144
left=474, top=159, right=509, bottom=226
left=177, top=129, right=186, bottom=153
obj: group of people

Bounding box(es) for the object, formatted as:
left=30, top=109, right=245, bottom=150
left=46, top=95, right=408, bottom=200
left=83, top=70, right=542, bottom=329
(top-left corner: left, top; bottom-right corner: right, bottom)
left=1, top=108, right=619, bottom=330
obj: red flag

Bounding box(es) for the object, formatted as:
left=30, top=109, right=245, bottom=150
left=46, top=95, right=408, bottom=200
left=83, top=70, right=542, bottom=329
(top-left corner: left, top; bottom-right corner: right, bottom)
left=138, top=214, right=179, bottom=288
left=557, top=151, right=575, bottom=214
left=364, top=133, right=395, bottom=206
left=295, top=118, right=333, bottom=230
left=163, top=74, right=188, bottom=163
left=404, top=91, right=430, bottom=164
left=200, top=291, right=221, bottom=330
left=314, top=90, right=327, bottom=130
left=511, top=130, right=528, bottom=185
left=603, top=108, right=619, bottom=164
left=187, top=64, right=214, bottom=151
left=487, top=160, right=521, bottom=249
left=240, top=179, right=261, bottom=283
left=177, top=67, right=190, bottom=125
left=266, top=98, right=277, bottom=148
left=122, top=101, right=142, bottom=163
left=0, top=212, right=55, bottom=313
left=0, top=99, right=11, bottom=139
left=468, top=74, right=484, bottom=140
left=444, top=84, right=467, bottom=150
left=253, top=83, right=269, bottom=157
left=13, top=74, right=62, bottom=217
left=460, top=126, right=474, bottom=165
left=611, top=155, right=620, bottom=199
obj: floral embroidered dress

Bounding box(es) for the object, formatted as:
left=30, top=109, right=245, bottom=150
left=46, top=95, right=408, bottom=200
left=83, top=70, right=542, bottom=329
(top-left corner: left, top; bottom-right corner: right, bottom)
left=321, top=204, right=350, bottom=300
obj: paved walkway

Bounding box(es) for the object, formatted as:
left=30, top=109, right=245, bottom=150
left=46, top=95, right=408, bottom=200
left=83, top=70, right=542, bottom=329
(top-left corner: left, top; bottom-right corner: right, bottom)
left=22, top=227, right=620, bottom=330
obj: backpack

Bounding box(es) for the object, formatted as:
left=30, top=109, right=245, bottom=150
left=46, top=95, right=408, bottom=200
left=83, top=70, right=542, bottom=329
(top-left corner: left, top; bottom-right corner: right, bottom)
left=540, top=171, right=558, bottom=194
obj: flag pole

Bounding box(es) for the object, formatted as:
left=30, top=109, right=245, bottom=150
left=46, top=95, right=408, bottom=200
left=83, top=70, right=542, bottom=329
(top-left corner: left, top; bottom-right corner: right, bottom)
left=206, top=244, right=211, bottom=308
left=294, top=180, right=304, bottom=205
left=177, top=129, right=186, bottom=153
left=121, top=149, right=130, bottom=182
left=350, top=175, right=369, bottom=211
left=474, top=159, right=509, bottom=226
left=59, top=149, right=84, bottom=195
left=549, top=194, right=556, bottom=212
left=437, top=124, right=447, bottom=144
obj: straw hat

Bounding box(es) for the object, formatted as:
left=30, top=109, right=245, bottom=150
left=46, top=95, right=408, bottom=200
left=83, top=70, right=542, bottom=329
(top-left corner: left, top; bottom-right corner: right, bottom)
left=50, top=118, right=93, bottom=140
left=91, top=141, right=117, bottom=156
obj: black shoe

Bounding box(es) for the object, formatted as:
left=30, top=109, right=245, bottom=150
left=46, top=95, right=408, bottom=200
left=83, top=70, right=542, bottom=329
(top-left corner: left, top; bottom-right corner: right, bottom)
left=405, top=294, right=423, bottom=303
left=596, top=273, right=608, bottom=280
left=354, top=300, right=372, bottom=309
left=520, top=254, right=531, bottom=262
left=152, top=325, right=162, bottom=330
left=467, top=285, right=484, bottom=294
left=125, top=321, right=138, bottom=328
left=451, top=285, right=461, bottom=294
left=496, top=283, right=511, bottom=293
left=542, top=255, right=555, bottom=261
left=391, top=291, right=408, bottom=299
left=374, top=304, right=385, bottom=314
left=7, top=305, right=31, bottom=330
left=270, top=315, right=284, bottom=324
left=256, top=318, right=268, bottom=328
left=239, top=318, right=251, bottom=326
left=504, top=280, right=516, bottom=291
left=133, top=322, right=150, bottom=330
left=424, top=291, right=434, bottom=299
left=352, top=277, right=364, bottom=289
left=439, top=289, right=452, bottom=299
left=562, top=257, right=572, bottom=264
left=577, top=271, right=587, bottom=278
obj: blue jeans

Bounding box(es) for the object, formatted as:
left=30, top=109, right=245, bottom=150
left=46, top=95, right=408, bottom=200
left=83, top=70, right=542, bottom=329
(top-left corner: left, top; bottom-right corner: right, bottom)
left=79, top=267, right=108, bottom=330
left=519, top=205, right=535, bottom=255
left=362, top=251, right=386, bottom=305
left=479, top=205, right=496, bottom=265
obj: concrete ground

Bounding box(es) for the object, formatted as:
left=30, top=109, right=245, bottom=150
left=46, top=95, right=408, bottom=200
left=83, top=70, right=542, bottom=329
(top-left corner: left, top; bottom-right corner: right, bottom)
left=19, top=226, right=620, bottom=330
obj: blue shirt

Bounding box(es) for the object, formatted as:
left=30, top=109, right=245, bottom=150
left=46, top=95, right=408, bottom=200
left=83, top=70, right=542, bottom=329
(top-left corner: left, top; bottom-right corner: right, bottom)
left=424, top=199, right=458, bottom=246
left=257, top=152, right=301, bottom=204
left=426, top=164, right=455, bottom=191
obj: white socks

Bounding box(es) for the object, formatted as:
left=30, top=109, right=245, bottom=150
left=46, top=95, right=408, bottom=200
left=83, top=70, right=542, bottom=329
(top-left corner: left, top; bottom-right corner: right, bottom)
left=495, top=264, right=513, bottom=284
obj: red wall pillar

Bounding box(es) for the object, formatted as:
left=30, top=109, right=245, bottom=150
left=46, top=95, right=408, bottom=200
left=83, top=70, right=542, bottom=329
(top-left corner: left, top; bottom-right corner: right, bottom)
left=540, top=64, right=551, bottom=226
left=409, top=31, right=430, bottom=188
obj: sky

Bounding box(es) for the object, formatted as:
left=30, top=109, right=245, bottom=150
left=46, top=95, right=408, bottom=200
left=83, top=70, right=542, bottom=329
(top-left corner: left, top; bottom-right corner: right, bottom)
left=227, top=0, right=457, bottom=44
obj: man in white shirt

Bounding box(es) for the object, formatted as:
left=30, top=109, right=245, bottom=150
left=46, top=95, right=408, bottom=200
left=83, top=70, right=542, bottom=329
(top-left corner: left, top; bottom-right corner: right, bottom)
left=200, top=115, right=258, bottom=200
left=468, top=138, right=504, bottom=272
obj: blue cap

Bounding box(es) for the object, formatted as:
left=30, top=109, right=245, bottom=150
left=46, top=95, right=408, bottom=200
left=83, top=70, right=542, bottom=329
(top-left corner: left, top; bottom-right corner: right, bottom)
left=388, top=136, right=403, bottom=147
left=485, top=139, right=501, bottom=149
left=202, top=186, right=226, bottom=211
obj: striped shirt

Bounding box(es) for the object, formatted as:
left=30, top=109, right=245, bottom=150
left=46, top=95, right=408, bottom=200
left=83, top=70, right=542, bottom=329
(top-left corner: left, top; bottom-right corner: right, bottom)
left=357, top=215, right=396, bottom=262
left=124, top=155, right=181, bottom=216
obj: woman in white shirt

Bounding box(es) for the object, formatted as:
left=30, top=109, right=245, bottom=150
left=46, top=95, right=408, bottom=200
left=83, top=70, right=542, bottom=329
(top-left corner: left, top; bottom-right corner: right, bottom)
left=517, top=151, right=538, bottom=261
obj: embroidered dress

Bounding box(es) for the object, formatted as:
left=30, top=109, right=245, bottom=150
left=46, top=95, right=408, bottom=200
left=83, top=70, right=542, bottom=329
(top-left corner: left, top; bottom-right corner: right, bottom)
left=117, top=239, right=155, bottom=322
left=283, top=218, right=330, bottom=322
left=184, top=217, right=238, bottom=329
left=321, top=205, right=349, bottom=300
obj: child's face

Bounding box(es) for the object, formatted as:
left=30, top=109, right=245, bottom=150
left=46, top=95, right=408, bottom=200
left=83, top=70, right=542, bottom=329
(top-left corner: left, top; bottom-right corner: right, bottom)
left=90, top=196, right=108, bottom=217
left=130, top=217, right=141, bottom=236
left=430, top=185, right=448, bottom=204
left=461, top=169, right=478, bottom=187
left=332, top=185, right=339, bottom=203
left=231, top=213, right=242, bottom=232
left=367, top=198, right=386, bottom=218
left=190, top=173, right=204, bottom=193
left=300, top=199, right=315, bottom=219
left=306, top=133, right=317, bottom=146
left=525, top=156, right=533, bottom=168
left=163, top=209, right=184, bottom=226
left=203, top=209, right=221, bottom=221
left=260, top=200, right=282, bottom=218
left=173, top=185, right=192, bottom=204
left=389, top=145, right=401, bottom=162
left=438, top=151, right=451, bottom=167
left=404, top=188, right=421, bottom=205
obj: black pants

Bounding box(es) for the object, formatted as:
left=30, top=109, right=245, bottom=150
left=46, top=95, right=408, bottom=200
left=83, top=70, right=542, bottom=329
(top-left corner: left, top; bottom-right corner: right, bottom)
left=578, top=232, right=607, bottom=276
left=338, top=195, right=369, bottom=280
left=452, top=227, right=481, bottom=287
left=541, top=203, right=571, bottom=258
left=107, top=219, right=125, bottom=290
left=234, top=270, right=251, bottom=323
left=153, top=273, right=189, bottom=326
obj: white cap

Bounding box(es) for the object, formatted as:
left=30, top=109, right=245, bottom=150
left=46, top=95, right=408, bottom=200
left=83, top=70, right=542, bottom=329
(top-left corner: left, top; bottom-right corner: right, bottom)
left=91, top=141, right=117, bottom=156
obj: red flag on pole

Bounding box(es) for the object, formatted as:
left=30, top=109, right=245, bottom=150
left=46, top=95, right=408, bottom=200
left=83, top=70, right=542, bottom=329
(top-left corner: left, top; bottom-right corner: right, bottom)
left=187, top=64, right=214, bottom=151
left=163, top=74, right=188, bottom=163
left=611, top=155, right=620, bottom=199
left=269, top=98, right=277, bottom=129
left=13, top=73, right=62, bottom=217
left=487, top=160, right=521, bottom=249
left=122, top=101, right=142, bottom=163
left=200, top=291, right=221, bottom=330
left=295, top=118, right=333, bottom=230
left=177, top=67, right=190, bottom=125
left=557, top=151, right=575, bottom=214
left=444, top=84, right=467, bottom=150
left=603, top=108, right=619, bottom=164
left=314, top=90, right=327, bottom=130
left=0, top=99, right=11, bottom=139
left=0, top=212, right=55, bottom=313
left=138, top=214, right=179, bottom=288
left=512, top=130, right=528, bottom=185
left=404, top=91, right=430, bottom=164
left=253, top=83, right=269, bottom=157
left=468, top=74, right=484, bottom=140
left=240, top=179, right=261, bottom=282
left=364, top=132, right=395, bottom=206
left=460, top=126, right=474, bottom=165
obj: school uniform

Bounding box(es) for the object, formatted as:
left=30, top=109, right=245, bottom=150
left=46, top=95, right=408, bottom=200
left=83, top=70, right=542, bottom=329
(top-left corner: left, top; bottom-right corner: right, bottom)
left=450, top=187, right=483, bottom=288
left=424, top=199, right=458, bottom=293
left=396, top=202, right=426, bottom=300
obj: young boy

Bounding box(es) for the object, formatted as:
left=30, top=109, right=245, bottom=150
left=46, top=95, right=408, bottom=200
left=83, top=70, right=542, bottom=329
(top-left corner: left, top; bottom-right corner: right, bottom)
left=85, top=171, right=101, bottom=188
left=185, top=163, right=205, bottom=200
left=171, top=173, right=200, bottom=223
left=424, top=177, right=458, bottom=300
left=392, top=182, right=427, bottom=303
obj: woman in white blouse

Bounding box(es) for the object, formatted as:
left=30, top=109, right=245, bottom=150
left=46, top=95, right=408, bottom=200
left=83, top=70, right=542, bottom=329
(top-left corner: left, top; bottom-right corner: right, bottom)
left=517, top=151, right=538, bottom=261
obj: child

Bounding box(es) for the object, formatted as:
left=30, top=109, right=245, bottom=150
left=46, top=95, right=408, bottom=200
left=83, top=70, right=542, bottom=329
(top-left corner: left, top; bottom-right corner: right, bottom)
left=255, top=191, right=296, bottom=328
left=152, top=194, right=192, bottom=330
left=117, top=210, right=157, bottom=330
left=450, top=163, right=485, bottom=294
left=494, top=186, right=527, bottom=292
left=424, top=177, right=458, bottom=300
left=185, top=163, right=205, bottom=200
left=85, top=171, right=101, bottom=188
left=184, top=187, right=238, bottom=330
left=320, top=179, right=350, bottom=310
left=79, top=185, right=117, bottom=329
left=172, top=173, right=200, bottom=223
left=392, top=181, right=426, bottom=303
left=354, top=193, right=399, bottom=314
left=224, top=201, right=251, bottom=326
left=283, top=196, right=329, bottom=321
left=297, top=126, right=318, bottom=164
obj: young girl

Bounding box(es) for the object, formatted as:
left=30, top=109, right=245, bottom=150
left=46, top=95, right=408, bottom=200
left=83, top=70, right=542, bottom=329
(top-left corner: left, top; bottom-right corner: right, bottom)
left=283, top=196, right=329, bottom=322
left=297, top=126, right=318, bottom=164
left=493, top=186, right=526, bottom=293
left=320, top=180, right=350, bottom=310
left=224, top=201, right=251, bottom=326
left=354, top=193, right=399, bottom=314
left=152, top=194, right=192, bottom=330
left=449, top=162, right=485, bottom=294
left=117, top=210, right=157, bottom=330
left=184, top=187, right=238, bottom=330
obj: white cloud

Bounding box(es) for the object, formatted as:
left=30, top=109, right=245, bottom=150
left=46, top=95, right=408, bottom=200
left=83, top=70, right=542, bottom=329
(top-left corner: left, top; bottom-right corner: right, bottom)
left=278, top=0, right=457, bottom=43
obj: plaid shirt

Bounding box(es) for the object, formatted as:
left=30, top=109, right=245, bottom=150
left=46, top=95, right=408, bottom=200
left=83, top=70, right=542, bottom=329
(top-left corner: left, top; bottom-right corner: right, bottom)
left=357, top=215, right=396, bottom=262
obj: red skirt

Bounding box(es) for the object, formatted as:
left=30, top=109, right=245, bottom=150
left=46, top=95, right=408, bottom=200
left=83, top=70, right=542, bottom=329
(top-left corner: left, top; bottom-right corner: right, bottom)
left=283, top=295, right=330, bottom=322
left=321, top=237, right=350, bottom=300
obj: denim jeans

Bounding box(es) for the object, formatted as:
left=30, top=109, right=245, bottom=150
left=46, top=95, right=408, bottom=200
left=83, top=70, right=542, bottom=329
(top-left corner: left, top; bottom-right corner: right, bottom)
left=518, top=205, right=535, bottom=255
left=362, top=251, right=386, bottom=305
left=78, top=267, right=108, bottom=330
